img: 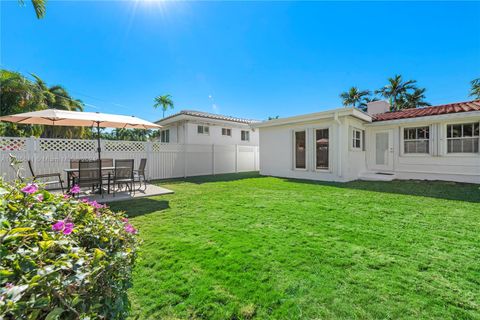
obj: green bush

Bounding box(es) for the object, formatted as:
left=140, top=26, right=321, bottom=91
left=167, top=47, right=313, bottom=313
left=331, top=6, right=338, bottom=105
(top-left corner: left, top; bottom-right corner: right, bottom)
left=0, top=180, right=139, bottom=319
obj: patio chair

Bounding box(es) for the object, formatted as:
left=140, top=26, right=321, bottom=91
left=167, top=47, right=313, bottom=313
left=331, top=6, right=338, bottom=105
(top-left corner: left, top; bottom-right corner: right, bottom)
left=28, top=160, right=64, bottom=192
left=100, top=158, right=114, bottom=182
left=133, top=158, right=147, bottom=190
left=110, top=159, right=135, bottom=197
left=76, top=159, right=101, bottom=196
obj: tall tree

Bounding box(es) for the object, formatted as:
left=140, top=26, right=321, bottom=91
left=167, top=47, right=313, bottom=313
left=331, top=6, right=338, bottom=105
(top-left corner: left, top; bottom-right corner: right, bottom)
left=18, top=0, right=46, bottom=19
left=470, top=78, right=480, bottom=99
left=339, top=87, right=371, bottom=108
left=375, top=75, right=418, bottom=111
left=397, top=88, right=430, bottom=109
left=153, top=94, right=174, bottom=118
left=0, top=69, right=44, bottom=137
left=31, top=74, right=85, bottom=138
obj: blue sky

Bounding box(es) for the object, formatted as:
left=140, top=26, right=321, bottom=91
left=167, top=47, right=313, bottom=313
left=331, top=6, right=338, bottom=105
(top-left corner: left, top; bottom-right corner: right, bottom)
left=1, top=1, right=479, bottom=122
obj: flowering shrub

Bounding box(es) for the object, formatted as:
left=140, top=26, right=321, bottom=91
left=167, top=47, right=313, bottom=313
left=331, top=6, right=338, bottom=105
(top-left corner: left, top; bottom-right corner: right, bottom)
left=0, top=180, right=139, bottom=319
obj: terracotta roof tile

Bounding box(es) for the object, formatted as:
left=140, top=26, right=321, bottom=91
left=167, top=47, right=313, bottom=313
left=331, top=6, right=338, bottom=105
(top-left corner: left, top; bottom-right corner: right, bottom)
left=373, top=100, right=480, bottom=122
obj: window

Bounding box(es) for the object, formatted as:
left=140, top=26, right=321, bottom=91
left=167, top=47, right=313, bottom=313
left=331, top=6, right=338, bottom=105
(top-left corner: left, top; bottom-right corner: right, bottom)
left=403, top=126, right=429, bottom=154
left=222, top=128, right=232, bottom=136
left=294, top=131, right=306, bottom=169
left=447, top=123, right=479, bottom=153
left=315, top=129, right=329, bottom=170
left=160, top=129, right=169, bottom=143
left=241, top=130, right=250, bottom=141
left=197, top=125, right=209, bottom=135
left=352, top=129, right=363, bottom=150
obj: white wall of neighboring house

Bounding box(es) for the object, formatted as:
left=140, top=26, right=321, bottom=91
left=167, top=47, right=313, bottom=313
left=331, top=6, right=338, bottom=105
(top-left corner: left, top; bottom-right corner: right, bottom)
left=255, top=107, right=480, bottom=184
left=158, top=119, right=259, bottom=146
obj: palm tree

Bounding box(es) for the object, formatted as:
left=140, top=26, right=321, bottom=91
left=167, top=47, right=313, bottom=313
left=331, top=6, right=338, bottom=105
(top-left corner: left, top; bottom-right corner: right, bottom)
left=339, top=87, right=371, bottom=108
left=375, top=75, right=417, bottom=111
left=153, top=94, right=174, bottom=118
left=0, top=69, right=45, bottom=137
left=470, top=78, right=480, bottom=99
left=18, top=0, right=46, bottom=19
left=31, top=74, right=85, bottom=138
left=398, top=88, right=430, bottom=109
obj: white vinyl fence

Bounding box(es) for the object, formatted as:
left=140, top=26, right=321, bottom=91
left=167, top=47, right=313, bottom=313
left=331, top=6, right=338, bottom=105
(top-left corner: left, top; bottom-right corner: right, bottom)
left=0, top=137, right=259, bottom=185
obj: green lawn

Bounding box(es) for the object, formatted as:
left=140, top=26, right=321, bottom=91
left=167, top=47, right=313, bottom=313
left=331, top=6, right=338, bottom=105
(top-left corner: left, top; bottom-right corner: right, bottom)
left=109, top=173, right=480, bottom=320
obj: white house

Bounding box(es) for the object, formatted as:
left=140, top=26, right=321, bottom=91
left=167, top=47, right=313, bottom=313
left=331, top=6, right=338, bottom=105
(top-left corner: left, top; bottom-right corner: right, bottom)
left=253, top=100, right=480, bottom=184
left=155, top=110, right=260, bottom=146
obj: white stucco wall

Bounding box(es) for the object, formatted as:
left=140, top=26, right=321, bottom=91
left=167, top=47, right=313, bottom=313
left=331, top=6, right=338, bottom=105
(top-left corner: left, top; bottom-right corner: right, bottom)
left=258, top=113, right=479, bottom=184
left=159, top=120, right=259, bottom=146
left=258, top=116, right=362, bottom=182
left=366, top=114, right=480, bottom=184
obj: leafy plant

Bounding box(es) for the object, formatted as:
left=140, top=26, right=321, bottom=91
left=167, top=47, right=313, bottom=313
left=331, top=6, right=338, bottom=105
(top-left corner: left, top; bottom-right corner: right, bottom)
left=0, top=180, right=139, bottom=319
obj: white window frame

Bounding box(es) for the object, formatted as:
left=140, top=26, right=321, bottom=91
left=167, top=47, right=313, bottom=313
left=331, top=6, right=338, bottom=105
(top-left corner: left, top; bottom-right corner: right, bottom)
left=401, top=125, right=431, bottom=156
left=222, top=128, right=232, bottom=137
left=293, top=129, right=307, bottom=171
left=241, top=130, right=250, bottom=141
left=314, top=127, right=330, bottom=172
left=197, top=125, right=210, bottom=135
left=445, top=122, right=480, bottom=154
left=351, top=128, right=363, bottom=151
left=160, top=129, right=170, bottom=143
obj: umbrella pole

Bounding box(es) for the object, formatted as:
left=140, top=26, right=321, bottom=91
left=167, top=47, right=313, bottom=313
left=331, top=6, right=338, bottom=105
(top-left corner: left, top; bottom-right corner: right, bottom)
left=97, top=123, right=102, bottom=194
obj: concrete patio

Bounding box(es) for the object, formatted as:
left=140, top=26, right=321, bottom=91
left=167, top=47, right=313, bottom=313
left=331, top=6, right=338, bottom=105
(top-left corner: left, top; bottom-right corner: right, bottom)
left=54, top=183, right=174, bottom=203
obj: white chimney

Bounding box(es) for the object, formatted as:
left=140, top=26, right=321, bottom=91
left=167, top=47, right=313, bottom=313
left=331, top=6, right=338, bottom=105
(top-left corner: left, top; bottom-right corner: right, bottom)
left=367, top=100, right=391, bottom=115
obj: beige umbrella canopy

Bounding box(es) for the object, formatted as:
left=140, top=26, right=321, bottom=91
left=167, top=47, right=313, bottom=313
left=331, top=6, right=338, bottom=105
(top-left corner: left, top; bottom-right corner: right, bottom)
left=0, top=109, right=161, bottom=129
left=0, top=109, right=161, bottom=193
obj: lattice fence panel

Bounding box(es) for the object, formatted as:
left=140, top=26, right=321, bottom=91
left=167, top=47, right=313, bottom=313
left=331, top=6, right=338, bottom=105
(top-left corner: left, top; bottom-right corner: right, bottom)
left=39, top=139, right=96, bottom=152
left=105, top=141, right=146, bottom=152
left=0, top=137, right=26, bottom=151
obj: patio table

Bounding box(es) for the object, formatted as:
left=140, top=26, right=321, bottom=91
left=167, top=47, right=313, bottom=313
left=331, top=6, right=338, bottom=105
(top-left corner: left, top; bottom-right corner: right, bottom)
left=64, top=166, right=115, bottom=192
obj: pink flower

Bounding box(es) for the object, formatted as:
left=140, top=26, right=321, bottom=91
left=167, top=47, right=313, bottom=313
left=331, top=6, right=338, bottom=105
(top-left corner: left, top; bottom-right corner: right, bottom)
left=52, top=220, right=65, bottom=232
left=21, top=183, right=38, bottom=194
left=35, top=194, right=44, bottom=202
left=70, top=184, right=81, bottom=194
left=63, top=222, right=74, bottom=235
left=52, top=220, right=74, bottom=235
left=121, top=218, right=129, bottom=223
left=124, top=224, right=137, bottom=234
left=63, top=194, right=70, bottom=199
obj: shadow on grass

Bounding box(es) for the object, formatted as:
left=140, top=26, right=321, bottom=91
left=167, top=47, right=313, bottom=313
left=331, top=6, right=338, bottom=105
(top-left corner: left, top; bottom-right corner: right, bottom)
left=151, top=171, right=262, bottom=185
left=281, top=177, right=480, bottom=203
left=108, top=198, right=170, bottom=218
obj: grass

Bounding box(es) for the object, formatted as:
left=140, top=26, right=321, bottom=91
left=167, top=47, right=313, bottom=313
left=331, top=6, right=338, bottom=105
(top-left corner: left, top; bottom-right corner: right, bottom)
left=109, top=173, right=480, bottom=320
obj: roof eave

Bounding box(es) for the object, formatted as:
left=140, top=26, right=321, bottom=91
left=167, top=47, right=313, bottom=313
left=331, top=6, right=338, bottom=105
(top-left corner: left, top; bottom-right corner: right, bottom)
left=252, top=108, right=372, bottom=128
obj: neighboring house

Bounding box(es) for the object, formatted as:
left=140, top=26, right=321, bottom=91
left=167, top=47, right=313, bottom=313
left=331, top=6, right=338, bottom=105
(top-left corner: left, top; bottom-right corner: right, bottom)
left=155, top=110, right=260, bottom=146
left=253, top=100, right=480, bottom=184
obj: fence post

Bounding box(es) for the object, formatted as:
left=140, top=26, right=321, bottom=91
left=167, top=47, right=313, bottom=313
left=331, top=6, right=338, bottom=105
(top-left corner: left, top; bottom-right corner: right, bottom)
left=26, top=136, right=36, bottom=166
left=235, top=144, right=238, bottom=173
left=254, top=146, right=257, bottom=171
left=212, top=144, right=215, bottom=175
left=146, top=141, right=152, bottom=180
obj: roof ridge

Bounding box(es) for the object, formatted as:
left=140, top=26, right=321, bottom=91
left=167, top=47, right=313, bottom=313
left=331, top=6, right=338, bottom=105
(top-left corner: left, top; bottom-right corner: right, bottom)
left=156, top=109, right=260, bottom=124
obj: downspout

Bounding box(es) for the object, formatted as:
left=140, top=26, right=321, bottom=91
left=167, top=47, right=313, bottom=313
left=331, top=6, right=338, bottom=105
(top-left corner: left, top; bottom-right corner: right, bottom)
left=334, top=112, right=342, bottom=179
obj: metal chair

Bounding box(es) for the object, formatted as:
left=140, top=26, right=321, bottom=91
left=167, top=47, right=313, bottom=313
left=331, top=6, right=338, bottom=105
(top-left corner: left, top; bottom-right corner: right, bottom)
left=76, top=159, right=101, bottom=195
left=110, top=159, right=134, bottom=197
left=100, top=158, right=114, bottom=182
left=133, top=158, right=147, bottom=190
left=28, top=160, right=64, bottom=192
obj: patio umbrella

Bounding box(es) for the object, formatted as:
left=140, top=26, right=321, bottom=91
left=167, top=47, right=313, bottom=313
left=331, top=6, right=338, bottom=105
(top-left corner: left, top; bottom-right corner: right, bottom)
left=0, top=109, right=161, bottom=191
